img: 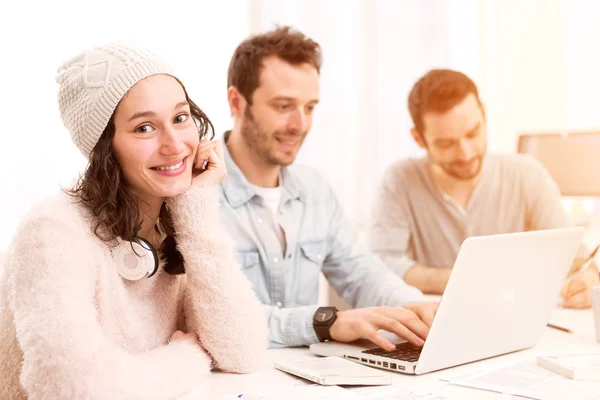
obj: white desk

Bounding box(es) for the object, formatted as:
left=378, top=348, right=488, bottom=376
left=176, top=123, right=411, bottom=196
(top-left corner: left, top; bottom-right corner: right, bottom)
left=184, top=308, right=600, bottom=399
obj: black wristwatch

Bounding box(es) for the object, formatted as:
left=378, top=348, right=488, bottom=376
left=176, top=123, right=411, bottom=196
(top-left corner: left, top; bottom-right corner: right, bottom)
left=313, top=306, right=338, bottom=342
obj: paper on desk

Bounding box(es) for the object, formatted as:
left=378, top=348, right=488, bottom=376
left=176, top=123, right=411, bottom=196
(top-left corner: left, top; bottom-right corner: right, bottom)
left=236, top=384, right=449, bottom=400
left=445, top=362, right=600, bottom=400
left=236, top=384, right=365, bottom=400
left=350, top=385, right=448, bottom=399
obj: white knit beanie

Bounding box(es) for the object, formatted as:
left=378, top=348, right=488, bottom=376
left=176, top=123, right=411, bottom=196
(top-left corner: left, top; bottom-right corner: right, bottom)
left=56, top=42, right=174, bottom=159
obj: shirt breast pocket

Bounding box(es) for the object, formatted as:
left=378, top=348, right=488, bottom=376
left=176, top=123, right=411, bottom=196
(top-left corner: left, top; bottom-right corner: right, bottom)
left=237, top=251, right=261, bottom=281
left=299, top=241, right=327, bottom=265
left=296, top=241, right=328, bottom=304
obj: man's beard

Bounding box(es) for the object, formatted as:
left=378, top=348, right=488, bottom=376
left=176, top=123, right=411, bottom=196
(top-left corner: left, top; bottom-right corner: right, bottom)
left=240, top=107, right=305, bottom=167
left=439, top=155, right=484, bottom=181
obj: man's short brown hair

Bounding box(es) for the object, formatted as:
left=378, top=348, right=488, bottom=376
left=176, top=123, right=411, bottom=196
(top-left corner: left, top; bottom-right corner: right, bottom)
left=227, top=26, right=322, bottom=104
left=408, top=69, right=482, bottom=134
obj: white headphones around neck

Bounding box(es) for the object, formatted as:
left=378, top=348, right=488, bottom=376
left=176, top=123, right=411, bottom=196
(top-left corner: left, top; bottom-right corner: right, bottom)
left=112, top=237, right=159, bottom=281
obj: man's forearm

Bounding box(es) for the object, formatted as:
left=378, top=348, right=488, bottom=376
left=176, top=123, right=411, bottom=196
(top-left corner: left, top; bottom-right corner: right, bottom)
left=403, top=264, right=452, bottom=294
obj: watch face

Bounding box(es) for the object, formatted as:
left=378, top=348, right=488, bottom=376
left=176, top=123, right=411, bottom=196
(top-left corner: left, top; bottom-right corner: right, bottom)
left=316, top=308, right=335, bottom=322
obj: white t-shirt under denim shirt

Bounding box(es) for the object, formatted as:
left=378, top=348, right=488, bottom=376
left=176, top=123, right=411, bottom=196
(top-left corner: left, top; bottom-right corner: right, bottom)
left=251, top=185, right=285, bottom=248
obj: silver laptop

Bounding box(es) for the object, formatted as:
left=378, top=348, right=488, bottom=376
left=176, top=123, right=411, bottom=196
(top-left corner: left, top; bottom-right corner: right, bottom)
left=310, top=227, right=585, bottom=375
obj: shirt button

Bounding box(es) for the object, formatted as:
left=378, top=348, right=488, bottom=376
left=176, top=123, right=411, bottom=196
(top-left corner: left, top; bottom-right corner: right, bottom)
left=257, top=217, right=264, bottom=224
left=275, top=301, right=283, bottom=308
left=272, top=257, right=279, bottom=263
left=316, top=254, right=323, bottom=261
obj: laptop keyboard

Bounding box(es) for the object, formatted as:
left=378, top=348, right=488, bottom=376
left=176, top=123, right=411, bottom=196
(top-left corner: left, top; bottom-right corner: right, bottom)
left=362, top=342, right=422, bottom=362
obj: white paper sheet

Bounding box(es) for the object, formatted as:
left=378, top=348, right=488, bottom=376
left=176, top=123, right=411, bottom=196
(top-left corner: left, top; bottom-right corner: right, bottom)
left=350, top=385, right=448, bottom=399
left=236, top=384, right=366, bottom=400
left=446, top=362, right=600, bottom=400
left=236, top=384, right=448, bottom=400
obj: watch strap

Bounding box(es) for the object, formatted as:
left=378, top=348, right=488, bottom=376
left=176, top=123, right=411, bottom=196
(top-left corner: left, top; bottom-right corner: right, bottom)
left=313, top=306, right=338, bottom=342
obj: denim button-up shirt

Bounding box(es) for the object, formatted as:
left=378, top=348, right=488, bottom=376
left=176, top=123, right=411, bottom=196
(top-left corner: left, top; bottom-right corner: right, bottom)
left=219, top=138, right=424, bottom=348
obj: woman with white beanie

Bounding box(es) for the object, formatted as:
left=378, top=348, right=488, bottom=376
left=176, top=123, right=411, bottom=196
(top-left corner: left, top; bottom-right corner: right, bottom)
left=0, top=42, right=268, bottom=399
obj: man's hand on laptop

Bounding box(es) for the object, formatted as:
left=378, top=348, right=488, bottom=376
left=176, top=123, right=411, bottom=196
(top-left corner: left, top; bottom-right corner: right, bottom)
left=328, top=302, right=439, bottom=351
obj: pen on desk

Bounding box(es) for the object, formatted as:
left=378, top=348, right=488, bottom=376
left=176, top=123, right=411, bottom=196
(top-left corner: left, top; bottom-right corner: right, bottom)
left=546, top=322, right=573, bottom=333
left=574, top=244, right=600, bottom=280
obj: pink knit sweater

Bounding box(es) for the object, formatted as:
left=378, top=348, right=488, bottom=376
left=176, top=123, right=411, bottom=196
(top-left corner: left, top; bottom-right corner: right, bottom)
left=0, top=184, right=268, bottom=399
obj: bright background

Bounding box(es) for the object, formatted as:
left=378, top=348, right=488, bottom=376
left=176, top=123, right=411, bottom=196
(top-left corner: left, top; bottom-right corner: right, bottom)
left=1, top=0, right=599, bottom=252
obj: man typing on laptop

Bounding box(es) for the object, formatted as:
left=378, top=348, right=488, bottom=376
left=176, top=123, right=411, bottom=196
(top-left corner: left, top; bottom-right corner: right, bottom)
left=219, top=27, right=437, bottom=351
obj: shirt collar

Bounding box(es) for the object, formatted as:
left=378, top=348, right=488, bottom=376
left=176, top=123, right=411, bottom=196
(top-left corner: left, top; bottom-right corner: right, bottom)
left=221, top=131, right=303, bottom=208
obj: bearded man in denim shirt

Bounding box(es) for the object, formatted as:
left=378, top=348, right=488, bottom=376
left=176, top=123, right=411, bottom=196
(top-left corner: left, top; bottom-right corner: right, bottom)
left=219, top=26, right=438, bottom=350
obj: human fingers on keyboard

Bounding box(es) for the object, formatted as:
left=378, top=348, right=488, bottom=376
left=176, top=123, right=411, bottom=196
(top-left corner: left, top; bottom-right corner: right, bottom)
left=361, top=320, right=397, bottom=351
left=376, top=307, right=429, bottom=342
left=368, top=312, right=425, bottom=347
left=331, top=309, right=395, bottom=350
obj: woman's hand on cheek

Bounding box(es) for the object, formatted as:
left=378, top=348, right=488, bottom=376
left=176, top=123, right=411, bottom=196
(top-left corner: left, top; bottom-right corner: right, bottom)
left=191, top=140, right=227, bottom=187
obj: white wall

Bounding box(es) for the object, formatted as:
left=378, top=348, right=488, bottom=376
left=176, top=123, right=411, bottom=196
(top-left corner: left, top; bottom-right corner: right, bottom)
left=483, top=0, right=568, bottom=153
left=482, top=0, right=600, bottom=154
left=565, top=0, right=600, bottom=132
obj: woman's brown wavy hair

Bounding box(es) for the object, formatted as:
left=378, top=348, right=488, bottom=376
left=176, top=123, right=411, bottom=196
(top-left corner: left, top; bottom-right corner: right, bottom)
left=67, top=78, right=214, bottom=274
